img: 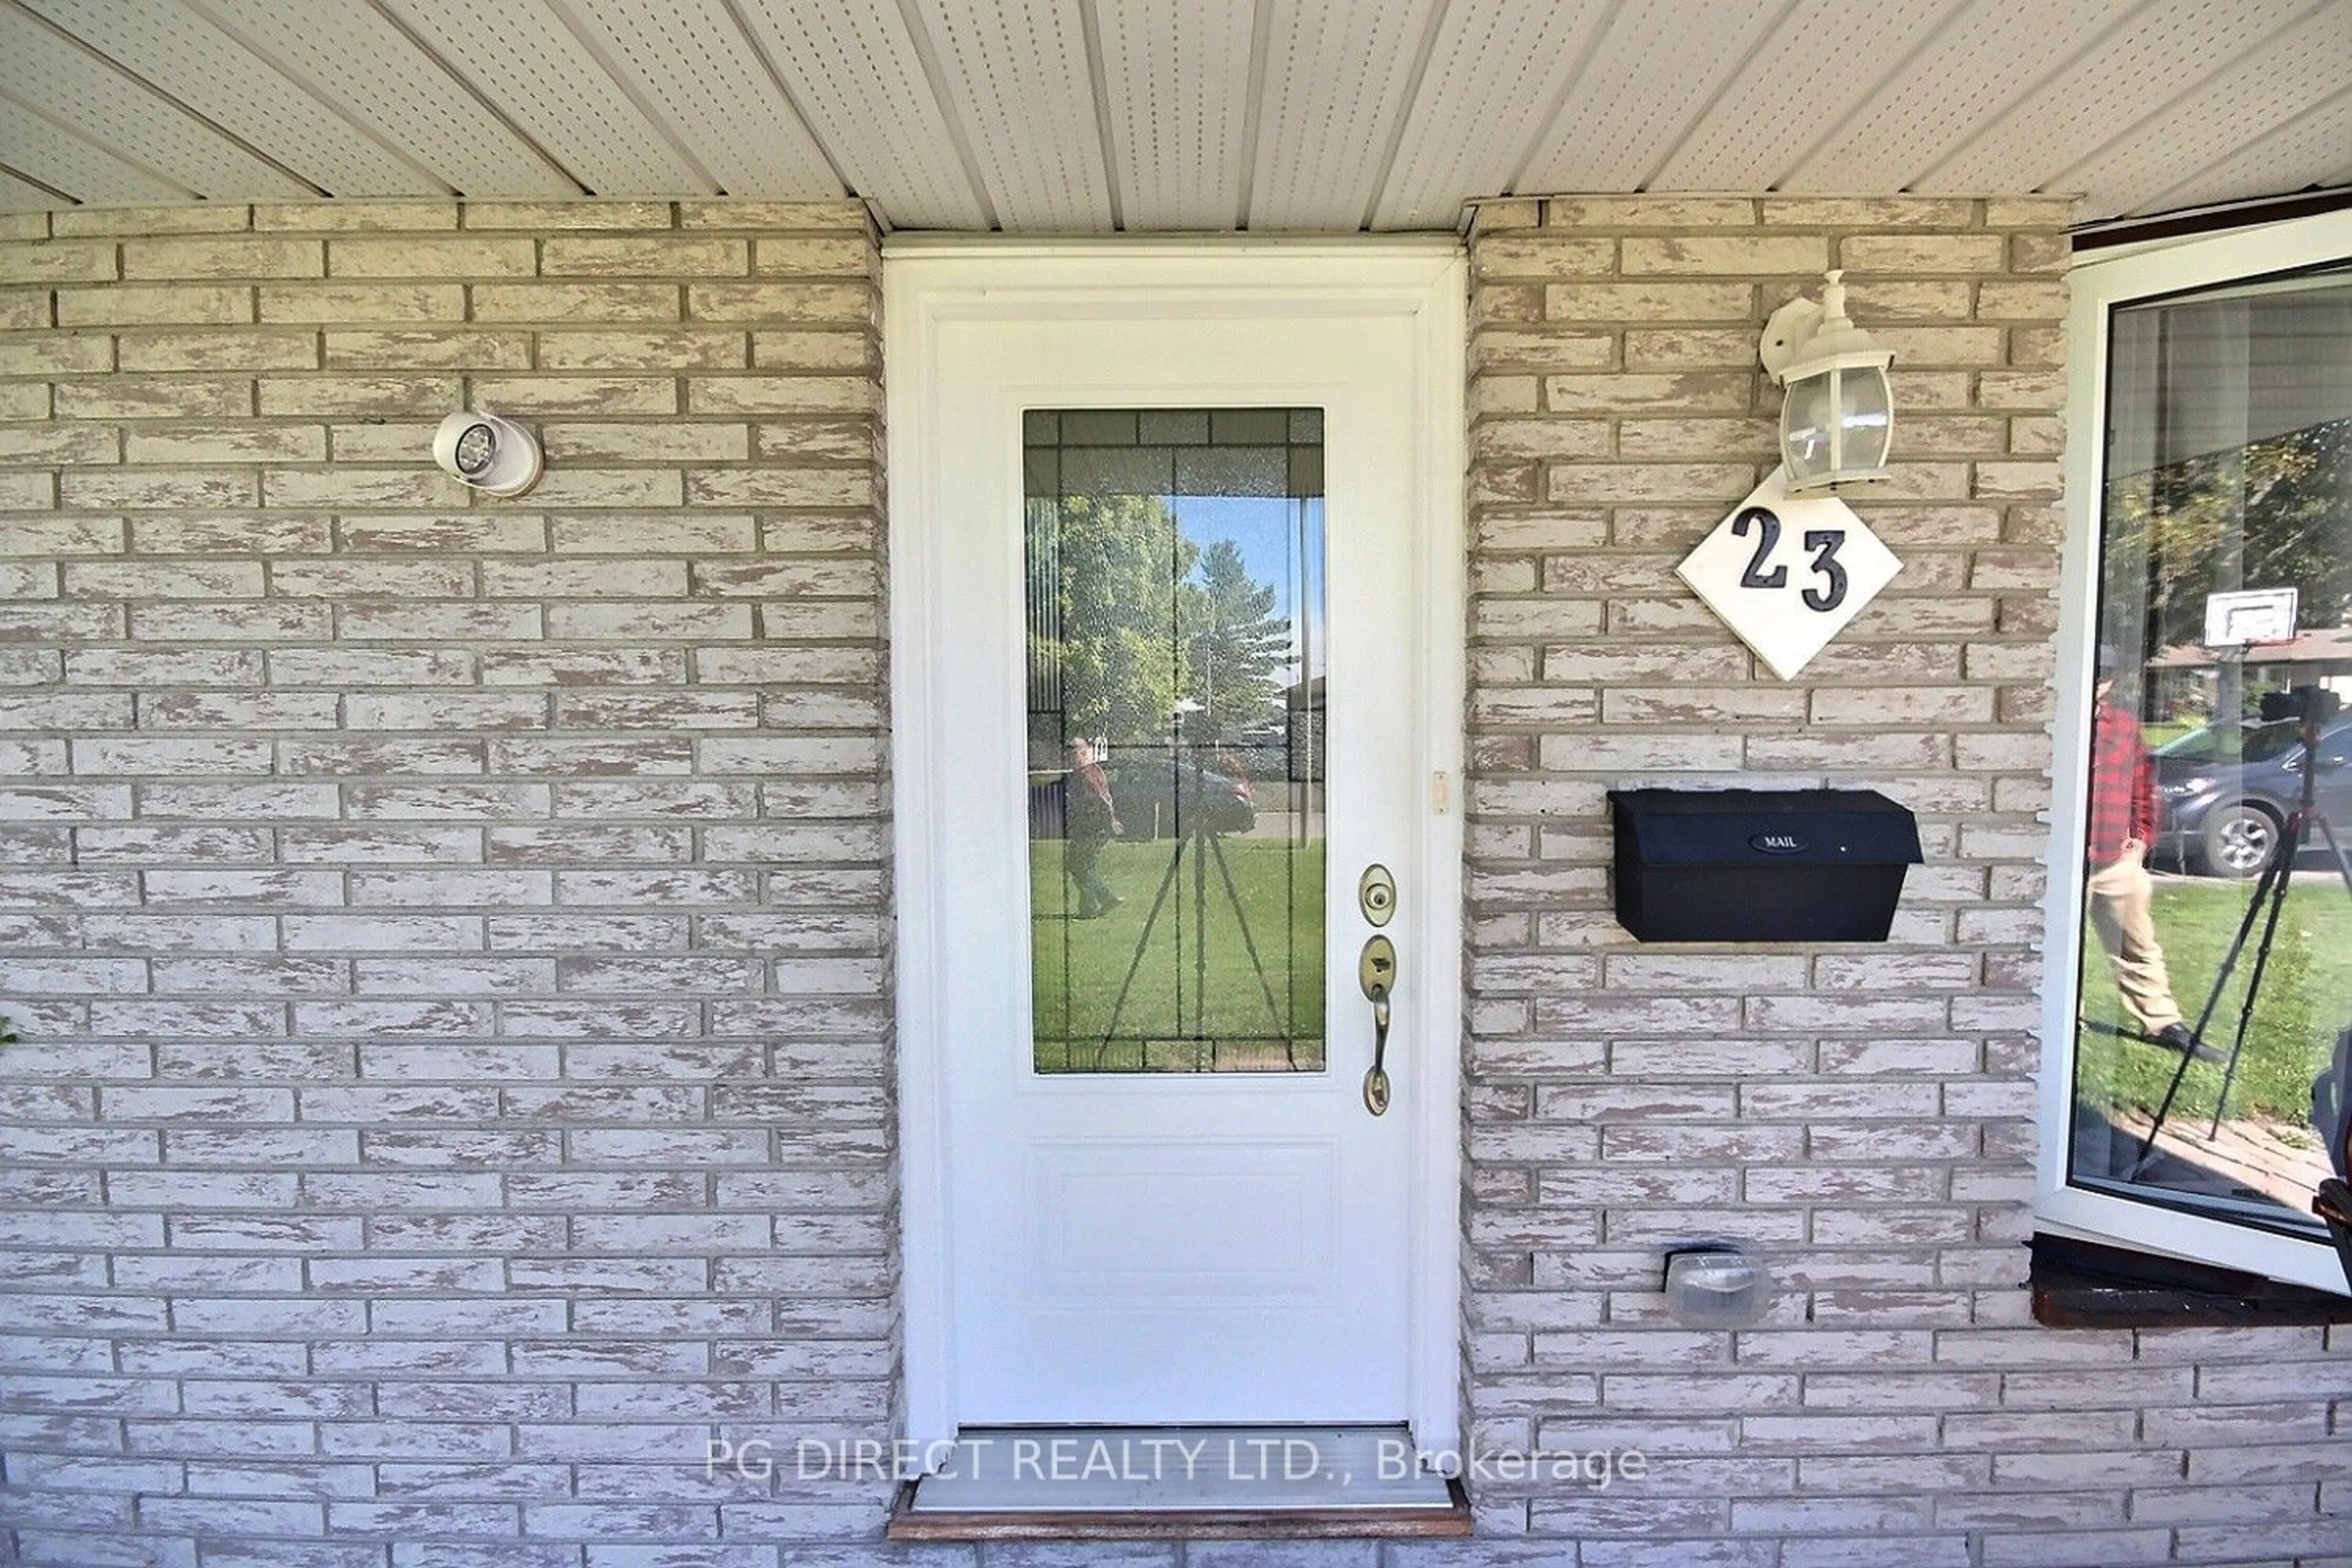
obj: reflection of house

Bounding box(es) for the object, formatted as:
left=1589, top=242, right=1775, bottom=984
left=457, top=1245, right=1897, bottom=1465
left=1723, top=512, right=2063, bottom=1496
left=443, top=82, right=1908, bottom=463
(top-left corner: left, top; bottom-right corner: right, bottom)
left=2148, top=627, right=2352, bottom=708
left=1, top=4, right=2350, bottom=1563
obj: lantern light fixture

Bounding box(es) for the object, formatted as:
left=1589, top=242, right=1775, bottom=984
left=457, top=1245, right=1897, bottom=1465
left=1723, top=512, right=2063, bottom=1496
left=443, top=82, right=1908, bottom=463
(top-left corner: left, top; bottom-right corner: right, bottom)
left=1758, top=269, right=1894, bottom=491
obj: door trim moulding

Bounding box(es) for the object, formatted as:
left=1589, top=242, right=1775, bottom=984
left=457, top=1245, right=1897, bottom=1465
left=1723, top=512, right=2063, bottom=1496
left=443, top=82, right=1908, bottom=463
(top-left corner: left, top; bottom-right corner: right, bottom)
left=883, top=238, right=1468, bottom=1460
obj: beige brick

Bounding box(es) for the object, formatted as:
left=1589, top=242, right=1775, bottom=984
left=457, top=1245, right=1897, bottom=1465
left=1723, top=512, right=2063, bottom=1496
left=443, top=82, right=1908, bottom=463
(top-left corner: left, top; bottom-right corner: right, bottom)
left=1545, top=196, right=1757, bottom=229
left=1985, top=197, right=2078, bottom=229
left=0, top=240, right=119, bottom=284
left=1839, top=235, right=2008, bottom=274
left=0, top=383, right=48, bottom=418
left=52, top=206, right=252, bottom=237
left=121, top=237, right=322, bottom=279
left=752, top=420, right=875, bottom=463
left=1467, top=198, right=1540, bottom=235
left=252, top=202, right=460, bottom=232
left=0, top=472, right=56, bottom=508
left=549, top=515, right=755, bottom=554
left=0, top=424, right=119, bottom=464
left=59, top=470, right=258, bottom=510
left=0, top=213, right=46, bottom=241
left=518, top=469, right=684, bottom=508
left=326, top=421, right=439, bottom=462
left=467, top=376, right=677, bottom=415
left=0, top=331, right=112, bottom=375
left=116, top=329, right=318, bottom=372
left=686, top=469, right=873, bottom=508
left=323, top=330, right=533, bottom=369
left=1623, top=328, right=1756, bottom=369
left=1545, top=281, right=1751, bottom=322
left=123, top=424, right=326, bottom=464
left=255, top=375, right=461, bottom=416
left=1476, top=235, right=1616, bottom=280
left=0, top=518, right=126, bottom=556
left=0, top=288, right=47, bottom=329
left=56, top=284, right=254, bottom=326
left=686, top=375, right=876, bottom=416
left=1975, top=281, right=2068, bottom=319
left=688, top=282, right=872, bottom=325
left=1544, top=372, right=1751, bottom=412
left=1623, top=235, right=1829, bottom=276
left=538, top=330, right=745, bottom=370
left=1763, top=197, right=1978, bottom=229
left=462, top=202, right=671, bottom=230
left=326, top=238, right=537, bottom=279
left=679, top=200, right=869, bottom=231
left=543, top=237, right=747, bottom=277
left=258, top=284, right=467, bottom=323
left=540, top=422, right=749, bottom=462
left=262, top=469, right=453, bottom=508
left=53, top=377, right=253, bottom=419
left=131, top=516, right=330, bottom=554
left=751, top=237, right=873, bottom=277
left=469, top=282, right=681, bottom=322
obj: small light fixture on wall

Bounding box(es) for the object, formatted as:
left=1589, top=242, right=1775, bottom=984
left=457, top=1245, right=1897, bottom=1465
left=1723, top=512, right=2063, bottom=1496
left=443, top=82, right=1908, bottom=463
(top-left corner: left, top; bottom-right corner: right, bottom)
left=1662, top=1244, right=1771, bottom=1329
left=432, top=410, right=542, bottom=498
left=1758, top=269, right=1894, bottom=491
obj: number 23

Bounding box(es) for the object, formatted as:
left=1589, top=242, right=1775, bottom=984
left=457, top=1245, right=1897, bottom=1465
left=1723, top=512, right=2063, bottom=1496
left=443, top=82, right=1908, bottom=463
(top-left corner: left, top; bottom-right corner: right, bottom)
left=1732, top=506, right=1847, bottom=612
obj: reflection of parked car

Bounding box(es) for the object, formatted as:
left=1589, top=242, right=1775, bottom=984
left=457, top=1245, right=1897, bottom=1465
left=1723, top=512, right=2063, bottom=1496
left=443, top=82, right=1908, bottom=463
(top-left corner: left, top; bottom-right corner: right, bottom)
left=2155, top=718, right=2352, bottom=876
left=1107, top=756, right=1256, bottom=839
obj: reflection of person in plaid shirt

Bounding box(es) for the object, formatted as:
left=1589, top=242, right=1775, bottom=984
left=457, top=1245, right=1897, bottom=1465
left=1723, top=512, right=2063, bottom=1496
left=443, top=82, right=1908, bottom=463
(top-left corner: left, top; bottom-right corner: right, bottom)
left=2084, top=647, right=2209, bottom=1060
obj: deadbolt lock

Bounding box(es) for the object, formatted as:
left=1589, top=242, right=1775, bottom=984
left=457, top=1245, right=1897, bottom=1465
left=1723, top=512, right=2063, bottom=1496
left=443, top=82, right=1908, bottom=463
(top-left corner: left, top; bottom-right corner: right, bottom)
left=1358, top=864, right=1396, bottom=927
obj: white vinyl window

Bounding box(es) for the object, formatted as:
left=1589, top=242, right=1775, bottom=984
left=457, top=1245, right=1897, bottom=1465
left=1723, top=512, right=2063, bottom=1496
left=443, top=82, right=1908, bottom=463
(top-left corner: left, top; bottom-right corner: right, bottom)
left=2043, top=208, right=2352, bottom=1295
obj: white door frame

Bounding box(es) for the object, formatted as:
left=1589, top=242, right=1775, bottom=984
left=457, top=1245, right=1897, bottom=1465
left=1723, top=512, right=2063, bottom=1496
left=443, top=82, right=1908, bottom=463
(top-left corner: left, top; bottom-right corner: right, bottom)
left=884, top=238, right=1466, bottom=1457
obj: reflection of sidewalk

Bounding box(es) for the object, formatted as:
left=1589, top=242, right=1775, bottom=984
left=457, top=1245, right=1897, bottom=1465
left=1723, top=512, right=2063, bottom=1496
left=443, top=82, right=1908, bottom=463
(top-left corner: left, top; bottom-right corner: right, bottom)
left=2102, top=1101, right=2331, bottom=1213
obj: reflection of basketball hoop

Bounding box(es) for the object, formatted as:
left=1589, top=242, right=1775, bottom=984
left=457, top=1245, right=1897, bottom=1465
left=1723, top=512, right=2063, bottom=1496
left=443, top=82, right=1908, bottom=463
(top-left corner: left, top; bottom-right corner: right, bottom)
left=2203, top=587, right=2298, bottom=650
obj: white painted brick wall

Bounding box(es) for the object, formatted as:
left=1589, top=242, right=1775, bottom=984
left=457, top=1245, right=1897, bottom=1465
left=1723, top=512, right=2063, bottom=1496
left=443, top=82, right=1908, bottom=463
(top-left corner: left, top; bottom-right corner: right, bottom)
left=0, top=200, right=908, bottom=1568
left=1459, top=195, right=2352, bottom=1568
left=4, top=194, right=2348, bottom=1568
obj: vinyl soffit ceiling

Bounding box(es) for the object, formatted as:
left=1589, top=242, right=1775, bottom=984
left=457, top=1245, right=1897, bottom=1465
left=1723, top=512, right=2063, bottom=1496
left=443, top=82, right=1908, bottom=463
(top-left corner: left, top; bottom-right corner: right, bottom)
left=1, top=0, right=2348, bottom=231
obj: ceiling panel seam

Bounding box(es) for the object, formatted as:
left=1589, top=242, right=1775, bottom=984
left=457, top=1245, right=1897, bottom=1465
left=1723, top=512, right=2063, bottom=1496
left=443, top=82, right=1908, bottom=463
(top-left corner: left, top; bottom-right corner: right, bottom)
left=1902, top=0, right=2157, bottom=195
left=360, top=0, right=587, bottom=196
left=0, top=86, right=203, bottom=203
left=2040, top=0, right=2332, bottom=200
left=1231, top=0, right=1275, bottom=230
left=180, top=0, right=457, bottom=195
left=1629, top=0, right=1798, bottom=192
left=1766, top=0, right=1983, bottom=193
left=2, top=0, right=325, bottom=197
left=0, top=157, right=74, bottom=206
left=889, top=0, right=998, bottom=231
left=544, top=0, right=722, bottom=195
left=1357, top=0, right=1452, bottom=233
left=2134, top=81, right=2352, bottom=218
left=717, top=0, right=858, bottom=202
left=1079, top=0, right=1125, bottom=233
left=1502, top=0, right=1631, bottom=200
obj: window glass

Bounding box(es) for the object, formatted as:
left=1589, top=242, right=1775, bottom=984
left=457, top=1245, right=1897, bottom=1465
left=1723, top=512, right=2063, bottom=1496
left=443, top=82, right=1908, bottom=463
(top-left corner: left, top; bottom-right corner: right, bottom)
left=2068, top=266, right=2352, bottom=1237
left=1023, top=409, right=1327, bottom=1074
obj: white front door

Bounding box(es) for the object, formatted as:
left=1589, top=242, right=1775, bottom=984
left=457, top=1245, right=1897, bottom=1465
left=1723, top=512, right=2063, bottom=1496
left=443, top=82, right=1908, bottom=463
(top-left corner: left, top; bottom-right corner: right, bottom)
left=888, top=244, right=1463, bottom=1447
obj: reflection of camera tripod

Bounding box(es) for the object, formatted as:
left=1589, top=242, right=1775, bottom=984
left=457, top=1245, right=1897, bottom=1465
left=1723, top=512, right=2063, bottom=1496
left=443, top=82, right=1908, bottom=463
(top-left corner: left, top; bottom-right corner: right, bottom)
left=2130, top=709, right=2352, bottom=1174
left=1093, top=815, right=1293, bottom=1071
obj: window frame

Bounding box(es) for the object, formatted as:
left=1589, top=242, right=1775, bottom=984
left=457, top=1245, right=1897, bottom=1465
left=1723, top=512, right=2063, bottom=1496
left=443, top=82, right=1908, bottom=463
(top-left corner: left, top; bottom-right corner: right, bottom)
left=2040, top=206, right=2352, bottom=1297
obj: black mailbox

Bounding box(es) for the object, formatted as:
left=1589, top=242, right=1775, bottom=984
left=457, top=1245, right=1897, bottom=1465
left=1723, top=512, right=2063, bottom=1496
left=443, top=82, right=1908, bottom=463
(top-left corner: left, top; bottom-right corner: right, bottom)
left=1608, top=788, right=1922, bottom=943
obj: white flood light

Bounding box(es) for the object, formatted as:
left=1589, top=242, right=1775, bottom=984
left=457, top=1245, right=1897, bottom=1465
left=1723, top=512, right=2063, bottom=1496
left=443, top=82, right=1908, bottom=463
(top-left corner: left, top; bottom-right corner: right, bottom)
left=1759, top=270, right=1894, bottom=491
left=432, top=410, right=542, bottom=498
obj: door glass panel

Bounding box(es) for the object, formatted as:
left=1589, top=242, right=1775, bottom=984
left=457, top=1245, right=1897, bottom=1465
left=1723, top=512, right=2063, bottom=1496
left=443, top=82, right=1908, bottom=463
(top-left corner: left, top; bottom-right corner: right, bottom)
left=1025, top=408, right=1326, bottom=1074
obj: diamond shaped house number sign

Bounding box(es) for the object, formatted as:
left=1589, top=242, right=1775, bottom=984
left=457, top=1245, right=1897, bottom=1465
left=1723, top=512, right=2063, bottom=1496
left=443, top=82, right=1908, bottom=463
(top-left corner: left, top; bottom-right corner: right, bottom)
left=1676, top=467, right=1901, bottom=680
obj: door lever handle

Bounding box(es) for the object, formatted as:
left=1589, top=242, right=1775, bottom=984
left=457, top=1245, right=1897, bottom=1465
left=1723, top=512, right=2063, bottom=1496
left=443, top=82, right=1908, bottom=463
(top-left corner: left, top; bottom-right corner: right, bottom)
left=1360, top=935, right=1396, bottom=1116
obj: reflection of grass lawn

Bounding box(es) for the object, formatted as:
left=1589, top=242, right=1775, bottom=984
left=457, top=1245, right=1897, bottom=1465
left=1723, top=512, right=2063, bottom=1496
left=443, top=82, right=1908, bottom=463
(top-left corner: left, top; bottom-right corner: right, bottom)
left=1031, top=837, right=1325, bottom=1072
left=2079, top=877, right=2352, bottom=1126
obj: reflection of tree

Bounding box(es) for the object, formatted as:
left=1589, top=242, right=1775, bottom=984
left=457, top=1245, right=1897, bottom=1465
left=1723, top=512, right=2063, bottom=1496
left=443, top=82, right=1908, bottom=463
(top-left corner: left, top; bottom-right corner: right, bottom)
left=1031, top=492, right=1194, bottom=744
left=2105, top=417, right=2352, bottom=650
left=1030, top=496, right=1293, bottom=749
left=1180, top=539, right=1289, bottom=740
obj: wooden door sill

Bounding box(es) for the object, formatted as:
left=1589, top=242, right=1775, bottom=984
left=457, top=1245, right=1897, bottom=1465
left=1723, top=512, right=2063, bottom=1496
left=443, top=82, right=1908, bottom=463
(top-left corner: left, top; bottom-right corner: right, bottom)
left=886, top=1480, right=1472, bottom=1540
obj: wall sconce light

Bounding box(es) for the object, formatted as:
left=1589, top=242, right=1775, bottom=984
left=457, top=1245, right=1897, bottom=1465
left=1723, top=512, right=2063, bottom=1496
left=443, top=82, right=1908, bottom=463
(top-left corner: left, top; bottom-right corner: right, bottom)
left=432, top=410, right=542, bottom=498
left=1662, top=1245, right=1771, bottom=1329
left=1758, top=269, right=1894, bottom=491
